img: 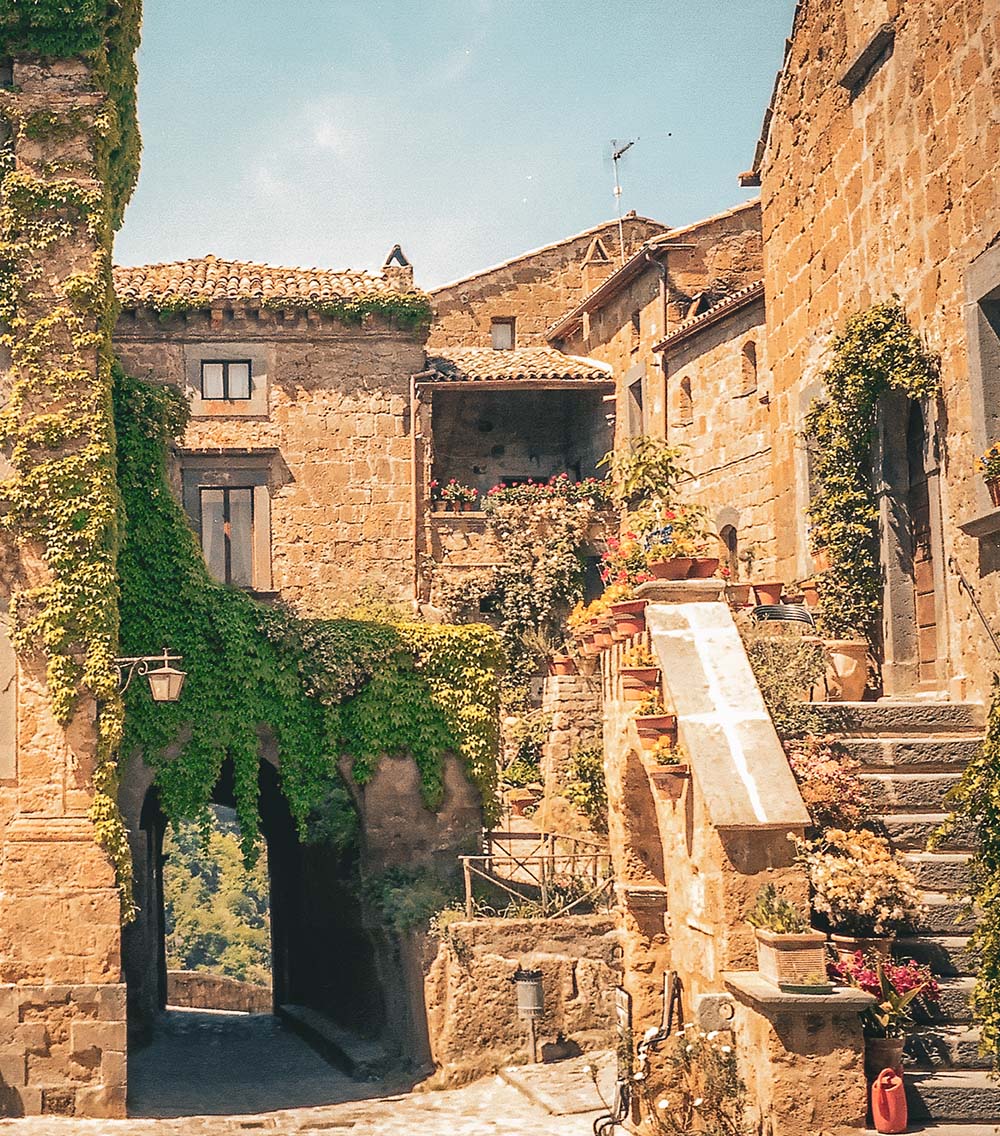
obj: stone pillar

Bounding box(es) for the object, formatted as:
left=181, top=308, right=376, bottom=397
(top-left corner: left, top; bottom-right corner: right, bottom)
left=0, top=57, right=126, bottom=1118
left=537, top=671, right=601, bottom=830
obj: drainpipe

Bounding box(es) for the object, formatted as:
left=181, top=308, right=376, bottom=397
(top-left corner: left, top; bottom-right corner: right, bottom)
left=410, top=369, right=436, bottom=611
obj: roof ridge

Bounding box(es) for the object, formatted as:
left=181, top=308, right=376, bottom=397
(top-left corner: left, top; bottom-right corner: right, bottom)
left=653, top=279, right=764, bottom=352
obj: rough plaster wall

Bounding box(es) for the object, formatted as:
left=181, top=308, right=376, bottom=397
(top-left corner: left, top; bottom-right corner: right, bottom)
left=114, top=313, right=426, bottom=612
left=429, top=217, right=669, bottom=349
left=760, top=0, right=1000, bottom=699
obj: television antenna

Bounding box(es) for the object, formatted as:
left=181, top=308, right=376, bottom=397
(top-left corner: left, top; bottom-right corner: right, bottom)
left=612, top=138, right=637, bottom=266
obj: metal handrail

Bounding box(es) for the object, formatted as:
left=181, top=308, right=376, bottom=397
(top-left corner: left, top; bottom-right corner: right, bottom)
left=460, top=847, right=614, bottom=919
left=949, top=554, right=1000, bottom=657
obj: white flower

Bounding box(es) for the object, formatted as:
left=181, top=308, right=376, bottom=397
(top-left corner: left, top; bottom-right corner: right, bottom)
left=657, top=1099, right=669, bottom=1110
left=582, top=1064, right=593, bottom=1075
left=693, top=1097, right=704, bottom=1108
left=644, top=1026, right=660, bottom=1041
left=707, top=1030, right=719, bottom=1040
left=685, top=1044, right=694, bottom=1053
left=721, top=1045, right=732, bottom=1054
left=633, top=1071, right=646, bottom=1082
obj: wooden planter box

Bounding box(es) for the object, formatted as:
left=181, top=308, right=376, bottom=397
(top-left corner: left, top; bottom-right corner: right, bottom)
left=755, top=929, right=830, bottom=992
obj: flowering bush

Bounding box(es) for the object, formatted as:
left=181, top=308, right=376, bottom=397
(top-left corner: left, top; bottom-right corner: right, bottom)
left=784, top=735, right=873, bottom=830
left=634, top=502, right=711, bottom=560
left=793, top=828, right=923, bottom=936
left=622, top=643, right=657, bottom=668
left=627, top=1024, right=751, bottom=1136
left=830, top=951, right=940, bottom=1037
left=482, top=473, right=610, bottom=510
left=440, top=479, right=479, bottom=505
left=649, top=736, right=685, bottom=766
left=600, top=531, right=654, bottom=587
left=636, top=691, right=670, bottom=717
left=977, top=441, right=1000, bottom=480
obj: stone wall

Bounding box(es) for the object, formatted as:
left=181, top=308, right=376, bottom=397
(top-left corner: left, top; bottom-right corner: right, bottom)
left=113, top=310, right=427, bottom=613
left=661, top=294, right=775, bottom=580
left=558, top=201, right=762, bottom=449
left=0, top=56, right=126, bottom=1119
left=166, top=971, right=271, bottom=1014
left=537, top=672, right=602, bottom=833
left=418, top=914, right=619, bottom=1083
left=759, top=0, right=1000, bottom=700
left=429, top=216, right=668, bottom=350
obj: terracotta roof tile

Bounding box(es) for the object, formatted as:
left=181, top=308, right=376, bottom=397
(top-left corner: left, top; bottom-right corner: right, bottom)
left=113, top=255, right=411, bottom=309
left=425, top=347, right=613, bottom=383
left=653, top=280, right=765, bottom=352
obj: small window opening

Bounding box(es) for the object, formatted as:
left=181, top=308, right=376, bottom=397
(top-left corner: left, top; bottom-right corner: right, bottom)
left=628, top=376, right=645, bottom=437
left=491, top=319, right=515, bottom=350
left=720, top=525, right=739, bottom=578
left=678, top=376, right=693, bottom=426
left=201, top=360, right=251, bottom=400
left=630, top=310, right=641, bottom=353
left=740, top=340, right=758, bottom=395
left=200, top=486, right=254, bottom=587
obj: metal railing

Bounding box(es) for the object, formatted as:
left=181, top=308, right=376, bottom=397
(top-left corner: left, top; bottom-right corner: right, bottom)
left=460, top=830, right=614, bottom=919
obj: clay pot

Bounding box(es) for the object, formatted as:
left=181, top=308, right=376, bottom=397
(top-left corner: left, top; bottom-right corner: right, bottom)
left=592, top=622, right=614, bottom=650
left=988, top=478, right=1000, bottom=508
left=648, top=557, right=694, bottom=580
left=431, top=499, right=447, bottom=513
left=800, top=579, right=820, bottom=608
left=688, top=557, right=720, bottom=578
left=865, top=1037, right=905, bottom=1083
left=610, top=599, right=647, bottom=638
left=825, top=639, right=869, bottom=702
left=621, top=666, right=661, bottom=701
left=753, top=580, right=784, bottom=605
left=812, top=548, right=831, bottom=573
left=830, top=933, right=894, bottom=965
left=548, top=656, right=577, bottom=676
left=635, top=713, right=678, bottom=741
left=647, top=765, right=690, bottom=800
left=724, top=583, right=752, bottom=607
left=575, top=632, right=598, bottom=657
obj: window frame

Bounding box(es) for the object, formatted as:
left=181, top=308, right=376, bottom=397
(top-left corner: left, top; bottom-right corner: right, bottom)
left=200, top=359, right=253, bottom=401
left=199, top=485, right=255, bottom=587
left=490, top=318, right=515, bottom=350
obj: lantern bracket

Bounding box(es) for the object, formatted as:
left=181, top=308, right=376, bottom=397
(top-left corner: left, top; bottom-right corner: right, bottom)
left=115, top=649, right=184, bottom=695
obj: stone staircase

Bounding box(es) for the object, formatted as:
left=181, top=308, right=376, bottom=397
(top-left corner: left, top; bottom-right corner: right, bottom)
left=814, top=701, right=1000, bottom=1126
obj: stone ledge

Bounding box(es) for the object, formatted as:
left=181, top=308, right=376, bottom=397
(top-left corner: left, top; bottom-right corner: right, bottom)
left=958, top=506, right=1000, bottom=538
left=636, top=579, right=726, bottom=603
left=723, top=971, right=876, bottom=1013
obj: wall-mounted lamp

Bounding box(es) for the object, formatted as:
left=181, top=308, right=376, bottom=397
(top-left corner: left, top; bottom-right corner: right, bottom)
left=116, top=648, right=186, bottom=703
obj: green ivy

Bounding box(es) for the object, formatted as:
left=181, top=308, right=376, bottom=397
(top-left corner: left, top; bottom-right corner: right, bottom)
left=805, top=301, right=938, bottom=643
left=942, top=677, right=1000, bottom=1067
left=115, top=367, right=503, bottom=860
left=151, top=291, right=433, bottom=331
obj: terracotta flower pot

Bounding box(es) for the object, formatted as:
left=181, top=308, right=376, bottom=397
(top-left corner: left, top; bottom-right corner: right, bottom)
left=812, top=548, right=831, bottom=573
left=648, top=557, right=694, bottom=580
left=753, top=580, right=784, bottom=605
left=724, top=583, right=752, bottom=607
left=635, top=712, right=678, bottom=734
left=800, top=579, right=820, bottom=608
left=647, top=764, right=690, bottom=800
left=830, top=932, right=894, bottom=965
left=755, top=929, right=830, bottom=992
left=621, top=667, right=661, bottom=702
left=611, top=600, right=646, bottom=638
left=688, top=556, right=720, bottom=578
left=825, top=639, right=869, bottom=702
left=865, top=1036, right=905, bottom=1082
left=592, top=622, right=614, bottom=650
left=988, top=477, right=1000, bottom=507
left=576, top=632, right=598, bottom=657
left=548, top=656, right=577, bottom=677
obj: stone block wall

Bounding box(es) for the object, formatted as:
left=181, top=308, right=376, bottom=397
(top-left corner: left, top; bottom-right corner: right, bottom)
left=537, top=672, right=602, bottom=832
left=166, top=971, right=271, bottom=1014
left=429, top=216, right=668, bottom=350
left=759, top=0, right=1000, bottom=699
left=419, top=914, right=619, bottom=1083
left=114, top=311, right=427, bottom=613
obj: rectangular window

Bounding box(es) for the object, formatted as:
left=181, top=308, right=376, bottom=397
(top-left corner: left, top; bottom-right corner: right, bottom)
left=201, top=360, right=251, bottom=400
left=199, top=486, right=255, bottom=587
left=490, top=318, right=515, bottom=350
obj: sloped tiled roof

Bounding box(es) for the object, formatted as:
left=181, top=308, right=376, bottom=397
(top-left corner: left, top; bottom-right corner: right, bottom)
left=653, top=280, right=764, bottom=352
left=114, top=255, right=409, bottom=308
left=425, top=347, right=613, bottom=383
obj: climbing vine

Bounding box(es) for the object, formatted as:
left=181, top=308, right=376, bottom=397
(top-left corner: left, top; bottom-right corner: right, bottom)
left=151, top=291, right=433, bottom=331
left=0, top=3, right=142, bottom=911
left=941, top=678, right=1000, bottom=1066
left=115, top=368, right=503, bottom=860
left=805, top=301, right=938, bottom=644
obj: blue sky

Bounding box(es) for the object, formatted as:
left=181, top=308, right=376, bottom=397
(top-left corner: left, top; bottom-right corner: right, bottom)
left=115, top=1, right=797, bottom=289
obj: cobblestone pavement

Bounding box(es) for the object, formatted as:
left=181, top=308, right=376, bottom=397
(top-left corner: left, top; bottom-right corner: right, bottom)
left=0, top=1011, right=606, bottom=1136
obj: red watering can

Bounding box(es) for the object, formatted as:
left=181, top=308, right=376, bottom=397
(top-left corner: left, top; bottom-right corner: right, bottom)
left=871, top=1067, right=907, bottom=1134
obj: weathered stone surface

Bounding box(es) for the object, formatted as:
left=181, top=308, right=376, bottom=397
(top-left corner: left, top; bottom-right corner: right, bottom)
left=165, top=972, right=271, bottom=1015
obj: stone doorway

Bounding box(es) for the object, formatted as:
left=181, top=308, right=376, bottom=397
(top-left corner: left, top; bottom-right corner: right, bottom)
left=877, top=392, right=947, bottom=695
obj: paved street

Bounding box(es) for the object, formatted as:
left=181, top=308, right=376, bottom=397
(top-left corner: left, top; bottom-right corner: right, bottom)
left=0, top=1011, right=605, bottom=1136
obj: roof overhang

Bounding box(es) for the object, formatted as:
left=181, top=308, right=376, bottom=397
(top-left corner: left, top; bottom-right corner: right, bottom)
left=653, top=281, right=765, bottom=354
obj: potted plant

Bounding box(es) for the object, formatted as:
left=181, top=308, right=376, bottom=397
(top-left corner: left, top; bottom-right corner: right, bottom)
left=620, top=643, right=660, bottom=701
left=440, top=479, right=479, bottom=512
left=687, top=534, right=720, bottom=578
left=823, top=637, right=869, bottom=702
left=644, top=736, right=690, bottom=800
left=793, top=829, right=923, bottom=960
left=428, top=478, right=447, bottom=512
left=831, top=952, right=940, bottom=1080
left=634, top=691, right=677, bottom=749
left=753, top=580, right=785, bottom=605
left=977, top=440, right=1000, bottom=506
left=746, top=884, right=830, bottom=993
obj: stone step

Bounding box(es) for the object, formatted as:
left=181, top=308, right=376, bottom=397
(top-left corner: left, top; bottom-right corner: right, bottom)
left=905, top=1070, right=1000, bottom=1121
left=903, top=853, right=974, bottom=892
left=918, top=893, right=978, bottom=937
left=894, top=936, right=979, bottom=977
left=840, top=736, right=982, bottom=769
left=883, top=813, right=975, bottom=852
left=864, top=771, right=963, bottom=811
left=907, top=1025, right=991, bottom=1070
left=911, top=978, right=976, bottom=1025
left=811, top=702, right=985, bottom=736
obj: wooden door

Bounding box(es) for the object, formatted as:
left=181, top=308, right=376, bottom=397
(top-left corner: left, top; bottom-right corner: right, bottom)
left=907, top=406, right=937, bottom=686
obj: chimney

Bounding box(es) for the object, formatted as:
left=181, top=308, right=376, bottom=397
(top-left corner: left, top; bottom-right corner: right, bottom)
left=382, top=244, right=414, bottom=289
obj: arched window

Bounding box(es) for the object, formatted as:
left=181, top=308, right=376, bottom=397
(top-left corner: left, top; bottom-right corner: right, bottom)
left=741, top=340, right=758, bottom=395
left=720, top=525, right=738, bottom=578
left=678, top=376, right=693, bottom=426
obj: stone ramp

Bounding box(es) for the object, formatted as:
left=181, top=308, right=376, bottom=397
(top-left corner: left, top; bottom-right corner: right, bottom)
left=498, top=1050, right=615, bottom=1115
